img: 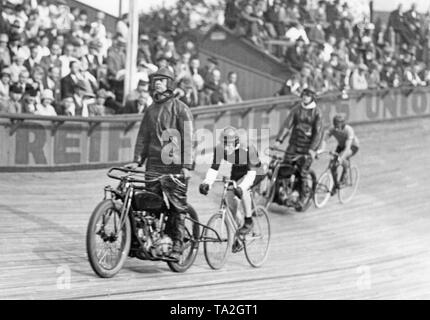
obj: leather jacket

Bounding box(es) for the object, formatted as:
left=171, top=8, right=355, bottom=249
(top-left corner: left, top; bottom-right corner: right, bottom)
left=276, top=102, right=323, bottom=154
left=133, top=94, right=194, bottom=170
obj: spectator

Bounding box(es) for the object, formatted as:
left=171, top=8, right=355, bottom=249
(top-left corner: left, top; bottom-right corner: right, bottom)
left=0, top=69, right=11, bottom=99
left=61, top=60, right=82, bottom=99
left=222, top=71, right=242, bottom=104
left=90, top=11, right=107, bottom=41
left=404, top=63, right=426, bottom=87
left=137, top=35, right=153, bottom=65
left=0, top=34, right=11, bottom=70
left=284, top=37, right=306, bottom=72
left=24, top=43, right=42, bottom=73
left=88, top=89, right=115, bottom=116
left=84, top=40, right=104, bottom=78
left=126, top=77, right=152, bottom=104
left=175, top=77, right=198, bottom=108
left=21, top=85, right=38, bottom=114
left=79, top=57, right=98, bottom=95
left=116, top=14, right=129, bottom=39
left=224, top=0, right=240, bottom=30
left=43, top=65, right=62, bottom=110
left=106, top=34, right=126, bottom=99
left=175, top=52, right=192, bottom=81
left=0, top=83, right=23, bottom=114
left=35, top=89, right=57, bottom=116
left=70, top=80, right=96, bottom=117
left=285, top=21, right=309, bottom=44
left=123, top=87, right=152, bottom=114
left=189, top=57, right=205, bottom=91
left=31, top=66, right=47, bottom=94
left=8, top=54, right=27, bottom=84
left=59, top=43, right=77, bottom=78
left=40, top=43, right=63, bottom=74
left=350, top=64, right=369, bottom=90
left=205, top=69, right=225, bottom=105
left=201, top=56, right=219, bottom=84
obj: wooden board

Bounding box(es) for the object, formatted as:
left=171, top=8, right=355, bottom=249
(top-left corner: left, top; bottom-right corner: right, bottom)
left=1, top=118, right=430, bottom=300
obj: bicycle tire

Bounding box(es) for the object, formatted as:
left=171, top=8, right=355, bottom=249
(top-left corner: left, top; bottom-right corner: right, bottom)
left=244, top=206, right=271, bottom=268
left=338, top=165, right=360, bottom=204
left=314, top=171, right=334, bottom=209
left=203, top=213, right=232, bottom=270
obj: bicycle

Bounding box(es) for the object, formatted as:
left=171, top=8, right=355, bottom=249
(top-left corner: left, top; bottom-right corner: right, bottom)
left=202, top=177, right=271, bottom=269
left=86, top=167, right=200, bottom=278
left=256, top=147, right=317, bottom=212
left=313, top=151, right=360, bottom=208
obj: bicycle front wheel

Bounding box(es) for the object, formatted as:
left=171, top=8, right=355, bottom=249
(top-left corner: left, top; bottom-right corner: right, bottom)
left=339, top=165, right=360, bottom=204
left=314, top=172, right=334, bottom=209
left=244, top=206, right=271, bottom=268
left=203, top=213, right=232, bottom=270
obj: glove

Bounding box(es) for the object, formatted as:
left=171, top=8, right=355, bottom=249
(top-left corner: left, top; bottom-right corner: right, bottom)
left=124, top=162, right=139, bottom=169
left=234, top=186, right=243, bottom=200
left=199, top=183, right=210, bottom=196
left=309, top=150, right=317, bottom=160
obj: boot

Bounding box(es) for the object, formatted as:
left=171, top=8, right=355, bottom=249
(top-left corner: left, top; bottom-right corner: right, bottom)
left=238, top=217, right=254, bottom=235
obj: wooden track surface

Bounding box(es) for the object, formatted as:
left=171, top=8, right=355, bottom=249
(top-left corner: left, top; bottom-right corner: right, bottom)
left=1, top=118, right=430, bottom=300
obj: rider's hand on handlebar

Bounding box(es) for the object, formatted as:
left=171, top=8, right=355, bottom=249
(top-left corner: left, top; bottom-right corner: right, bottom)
left=309, top=150, right=317, bottom=160
left=181, top=168, right=192, bottom=180
left=199, top=183, right=210, bottom=196
left=234, top=186, right=243, bottom=200
left=124, top=162, right=139, bottom=169
left=273, top=140, right=281, bottom=150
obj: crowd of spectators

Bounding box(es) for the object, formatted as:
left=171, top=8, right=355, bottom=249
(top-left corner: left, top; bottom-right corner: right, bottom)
left=0, top=0, right=243, bottom=116
left=225, top=0, right=430, bottom=97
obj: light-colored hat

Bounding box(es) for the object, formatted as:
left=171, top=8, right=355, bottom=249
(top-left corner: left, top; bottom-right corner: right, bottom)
left=41, top=89, right=54, bottom=101
left=0, top=33, right=9, bottom=43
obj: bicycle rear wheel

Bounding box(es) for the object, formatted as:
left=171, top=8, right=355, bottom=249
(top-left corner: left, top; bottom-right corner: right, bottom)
left=314, top=172, right=334, bottom=209
left=338, top=165, right=360, bottom=204
left=203, top=213, right=232, bottom=270
left=86, top=200, right=131, bottom=278
left=244, top=206, right=271, bottom=268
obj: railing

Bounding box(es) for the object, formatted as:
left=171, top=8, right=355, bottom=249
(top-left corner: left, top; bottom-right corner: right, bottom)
left=1, top=85, right=429, bottom=171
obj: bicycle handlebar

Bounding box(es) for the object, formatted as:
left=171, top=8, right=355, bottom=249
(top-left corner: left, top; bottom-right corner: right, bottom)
left=214, top=177, right=238, bottom=189
left=107, top=167, right=184, bottom=183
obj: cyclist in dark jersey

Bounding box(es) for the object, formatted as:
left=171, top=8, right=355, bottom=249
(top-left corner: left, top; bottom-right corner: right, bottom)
left=199, top=126, right=265, bottom=235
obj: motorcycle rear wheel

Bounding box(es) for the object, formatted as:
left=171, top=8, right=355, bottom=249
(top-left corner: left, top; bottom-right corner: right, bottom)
left=167, top=205, right=200, bottom=273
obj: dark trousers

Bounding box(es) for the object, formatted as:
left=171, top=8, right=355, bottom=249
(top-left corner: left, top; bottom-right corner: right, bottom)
left=146, top=163, right=187, bottom=247
left=283, top=145, right=313, bottom=199
left=331, top=145, right=359, bottom=185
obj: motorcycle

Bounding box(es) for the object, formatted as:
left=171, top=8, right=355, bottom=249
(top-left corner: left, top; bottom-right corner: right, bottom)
left=86, top=167, right=200, bottom=278
left=256, top=148, right=317, bottom=212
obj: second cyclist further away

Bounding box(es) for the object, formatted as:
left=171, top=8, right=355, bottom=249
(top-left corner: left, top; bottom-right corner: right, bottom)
left=199, top=127, right=265, bottom=236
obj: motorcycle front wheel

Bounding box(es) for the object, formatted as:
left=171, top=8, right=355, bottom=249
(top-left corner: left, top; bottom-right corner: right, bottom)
left=86, top=200, right=131, bottom=278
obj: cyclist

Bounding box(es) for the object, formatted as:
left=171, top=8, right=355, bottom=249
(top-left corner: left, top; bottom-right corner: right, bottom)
left=273, top=88, right=323, bottom=208
left=321, top=114, right=360, bottom=194
left=199, top=126, right=265, bottom=236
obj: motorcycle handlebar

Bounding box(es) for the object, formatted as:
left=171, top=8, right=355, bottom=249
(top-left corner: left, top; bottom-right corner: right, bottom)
left=107, top=167, right=184, bottom=183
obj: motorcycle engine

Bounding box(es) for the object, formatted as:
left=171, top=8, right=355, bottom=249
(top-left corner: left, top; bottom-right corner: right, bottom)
left=151, top=235, right=173, bottom=257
